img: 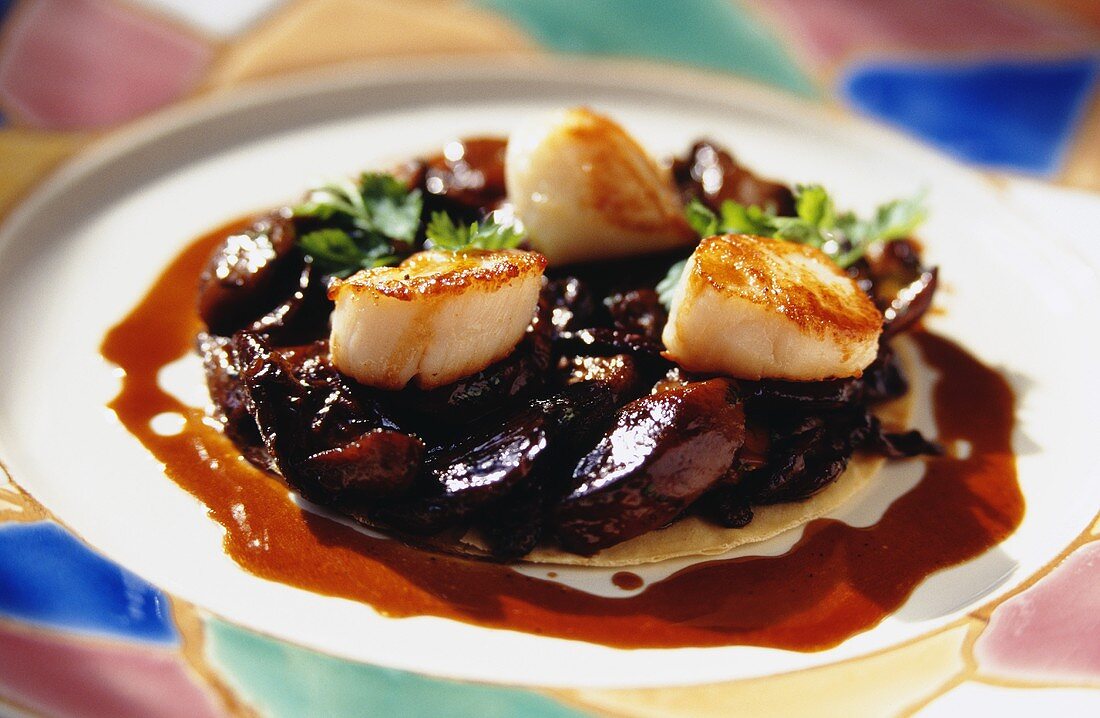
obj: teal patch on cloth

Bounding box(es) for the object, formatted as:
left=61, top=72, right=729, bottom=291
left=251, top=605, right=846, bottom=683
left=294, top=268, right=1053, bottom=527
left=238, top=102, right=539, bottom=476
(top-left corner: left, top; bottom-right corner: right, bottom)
left=476, top=0, right=816, bottom=97
left=205, top=618, right=591, bottom=718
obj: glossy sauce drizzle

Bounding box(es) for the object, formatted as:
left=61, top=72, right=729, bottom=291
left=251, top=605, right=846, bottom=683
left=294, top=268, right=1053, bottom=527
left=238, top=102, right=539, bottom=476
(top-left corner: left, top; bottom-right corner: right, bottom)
left=101, top=228, right=1024, bottom=651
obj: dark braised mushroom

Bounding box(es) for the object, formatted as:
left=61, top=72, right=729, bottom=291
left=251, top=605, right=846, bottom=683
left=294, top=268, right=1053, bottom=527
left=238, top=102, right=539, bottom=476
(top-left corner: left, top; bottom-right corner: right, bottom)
left=882, top=267, right=938, bottom=338
left=474, top=480, right=548, bottom=560
left=369, top=409, right=550, bottom=532
left=554, top=327, right=667, bottom=359
left=231, top=332, right=420, bottom=503
left=693, top=485, right=755, bottom=528
left=672, top=140, right=796, bottom=216
left=604, top=288, right=668, bottom=340
left=197, top=332, right=270, bottom=468
left=863, top=415, right=942, bottom=459
left=748, top=377, right=863, bottom=411
left=860, top=342, right=909, bottom=403
left=469, top=381, right=620, bottom=559
left=246, top=260, right=333, bottom=346
left=745, top=410, right=870, bottom=505
left=300, top=429, right=424, bottom=500
left=554, top=379, right=746, bottom=554
left=430, top=406, right=551, bottom=510
left=400, top=329, right=552, bottom=428
left=198, top=211, right=303, bottom=336
left=401, top=137, right=509, bottom=224
left=374, top=402, right=554, bottom=532
left=541, top=276, right=598, bottom=337
left=564, top=354, right=640, bottom=403
left=373, top=381, right=617, bottom=537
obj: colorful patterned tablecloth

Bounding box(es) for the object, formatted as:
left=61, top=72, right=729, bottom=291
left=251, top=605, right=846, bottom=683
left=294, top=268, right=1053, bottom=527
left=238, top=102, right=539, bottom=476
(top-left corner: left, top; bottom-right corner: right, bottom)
left=1, top=1, right=1098, bottom=716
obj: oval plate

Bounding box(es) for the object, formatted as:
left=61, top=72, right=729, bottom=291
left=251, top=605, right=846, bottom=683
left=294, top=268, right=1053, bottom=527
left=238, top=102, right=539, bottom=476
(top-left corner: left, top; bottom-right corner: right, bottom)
left=0, top=58, right=1097, bottom=689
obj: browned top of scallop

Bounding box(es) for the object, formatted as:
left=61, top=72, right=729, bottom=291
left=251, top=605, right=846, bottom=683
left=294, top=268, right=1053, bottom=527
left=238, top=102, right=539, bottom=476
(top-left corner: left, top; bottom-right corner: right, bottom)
left=329, top=249, right=547, bottom=302
left=563, top=108, right=694, bottom=237
left=691, top=234, right=882, bottom=340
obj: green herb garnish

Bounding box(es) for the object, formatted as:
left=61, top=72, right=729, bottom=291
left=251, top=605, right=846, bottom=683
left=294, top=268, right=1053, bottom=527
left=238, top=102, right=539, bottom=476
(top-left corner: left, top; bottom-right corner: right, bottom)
left=425, top=211, right=525, bottom=250
left=293, top=172, right=422, bottom=276
left=297, top=228, right=397, bottom=276
left=295, top=173, right=421, bottom=239
left=656, top=258, right=688, bottom=310
left=685, top=185, right=926, bottom=269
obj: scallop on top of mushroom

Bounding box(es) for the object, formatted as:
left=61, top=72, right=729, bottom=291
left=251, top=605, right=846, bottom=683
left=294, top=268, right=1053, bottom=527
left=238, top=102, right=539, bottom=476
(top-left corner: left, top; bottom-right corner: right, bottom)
left=505, top=107, right=696, bottom=267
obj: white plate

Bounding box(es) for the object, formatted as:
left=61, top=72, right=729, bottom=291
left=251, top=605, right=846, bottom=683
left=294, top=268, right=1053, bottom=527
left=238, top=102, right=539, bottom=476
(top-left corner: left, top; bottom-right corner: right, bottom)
left=0, top=58, right=1097, bottom=689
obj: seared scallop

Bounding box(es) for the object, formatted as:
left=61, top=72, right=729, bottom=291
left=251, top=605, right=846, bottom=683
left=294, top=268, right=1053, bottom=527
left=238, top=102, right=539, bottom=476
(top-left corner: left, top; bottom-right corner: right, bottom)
left=661, top=234, right=882, bottom=380
left=505, top=107, right=695, bottom=266
left=329, top=249, right=546, bottom=389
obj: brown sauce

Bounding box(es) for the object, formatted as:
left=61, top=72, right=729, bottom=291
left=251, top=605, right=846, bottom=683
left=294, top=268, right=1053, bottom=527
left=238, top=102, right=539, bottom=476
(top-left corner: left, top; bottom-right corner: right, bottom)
left=612, top=571, right=644, bottom=591
left=100, top=226, right=1024, bottom=651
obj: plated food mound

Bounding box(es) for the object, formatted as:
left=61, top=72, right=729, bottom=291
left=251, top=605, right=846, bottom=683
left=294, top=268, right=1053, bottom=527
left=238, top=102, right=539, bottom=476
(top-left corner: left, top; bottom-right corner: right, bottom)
left=195, top=108, right=941, bottom=563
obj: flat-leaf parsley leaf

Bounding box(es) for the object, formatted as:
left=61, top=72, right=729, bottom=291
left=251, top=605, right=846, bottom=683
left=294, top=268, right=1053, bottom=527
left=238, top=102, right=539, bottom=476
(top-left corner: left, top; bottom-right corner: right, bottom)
left=292, top=172, right=422, bottom=276
left=425, top=212, right=526, bottom=251
left=685, top=185, right=926, bottom=268
left=656, top=258, right=688, bottom=310
left=297, top=228, right=397, bottom=277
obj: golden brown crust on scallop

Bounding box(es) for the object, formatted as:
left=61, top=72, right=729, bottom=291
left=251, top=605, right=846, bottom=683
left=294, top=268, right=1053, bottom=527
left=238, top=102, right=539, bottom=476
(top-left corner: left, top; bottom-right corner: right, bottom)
left=330, top=249, right=547, bottom=302
left=563, top=108, right=694, bottom=237
left=692, top=234, right=882, bottom=341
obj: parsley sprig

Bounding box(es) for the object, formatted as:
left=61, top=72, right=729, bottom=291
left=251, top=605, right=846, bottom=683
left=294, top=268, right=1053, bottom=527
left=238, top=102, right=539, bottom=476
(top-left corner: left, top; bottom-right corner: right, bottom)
left=425, top=211, right=525, bottom=251
left=293, top=173, right=422, bottom=277
left=297, top=229, right=397, bottom=274
left=656, top=258, right=688, bottom=310
left=686, top=185, right=926, bottom=269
